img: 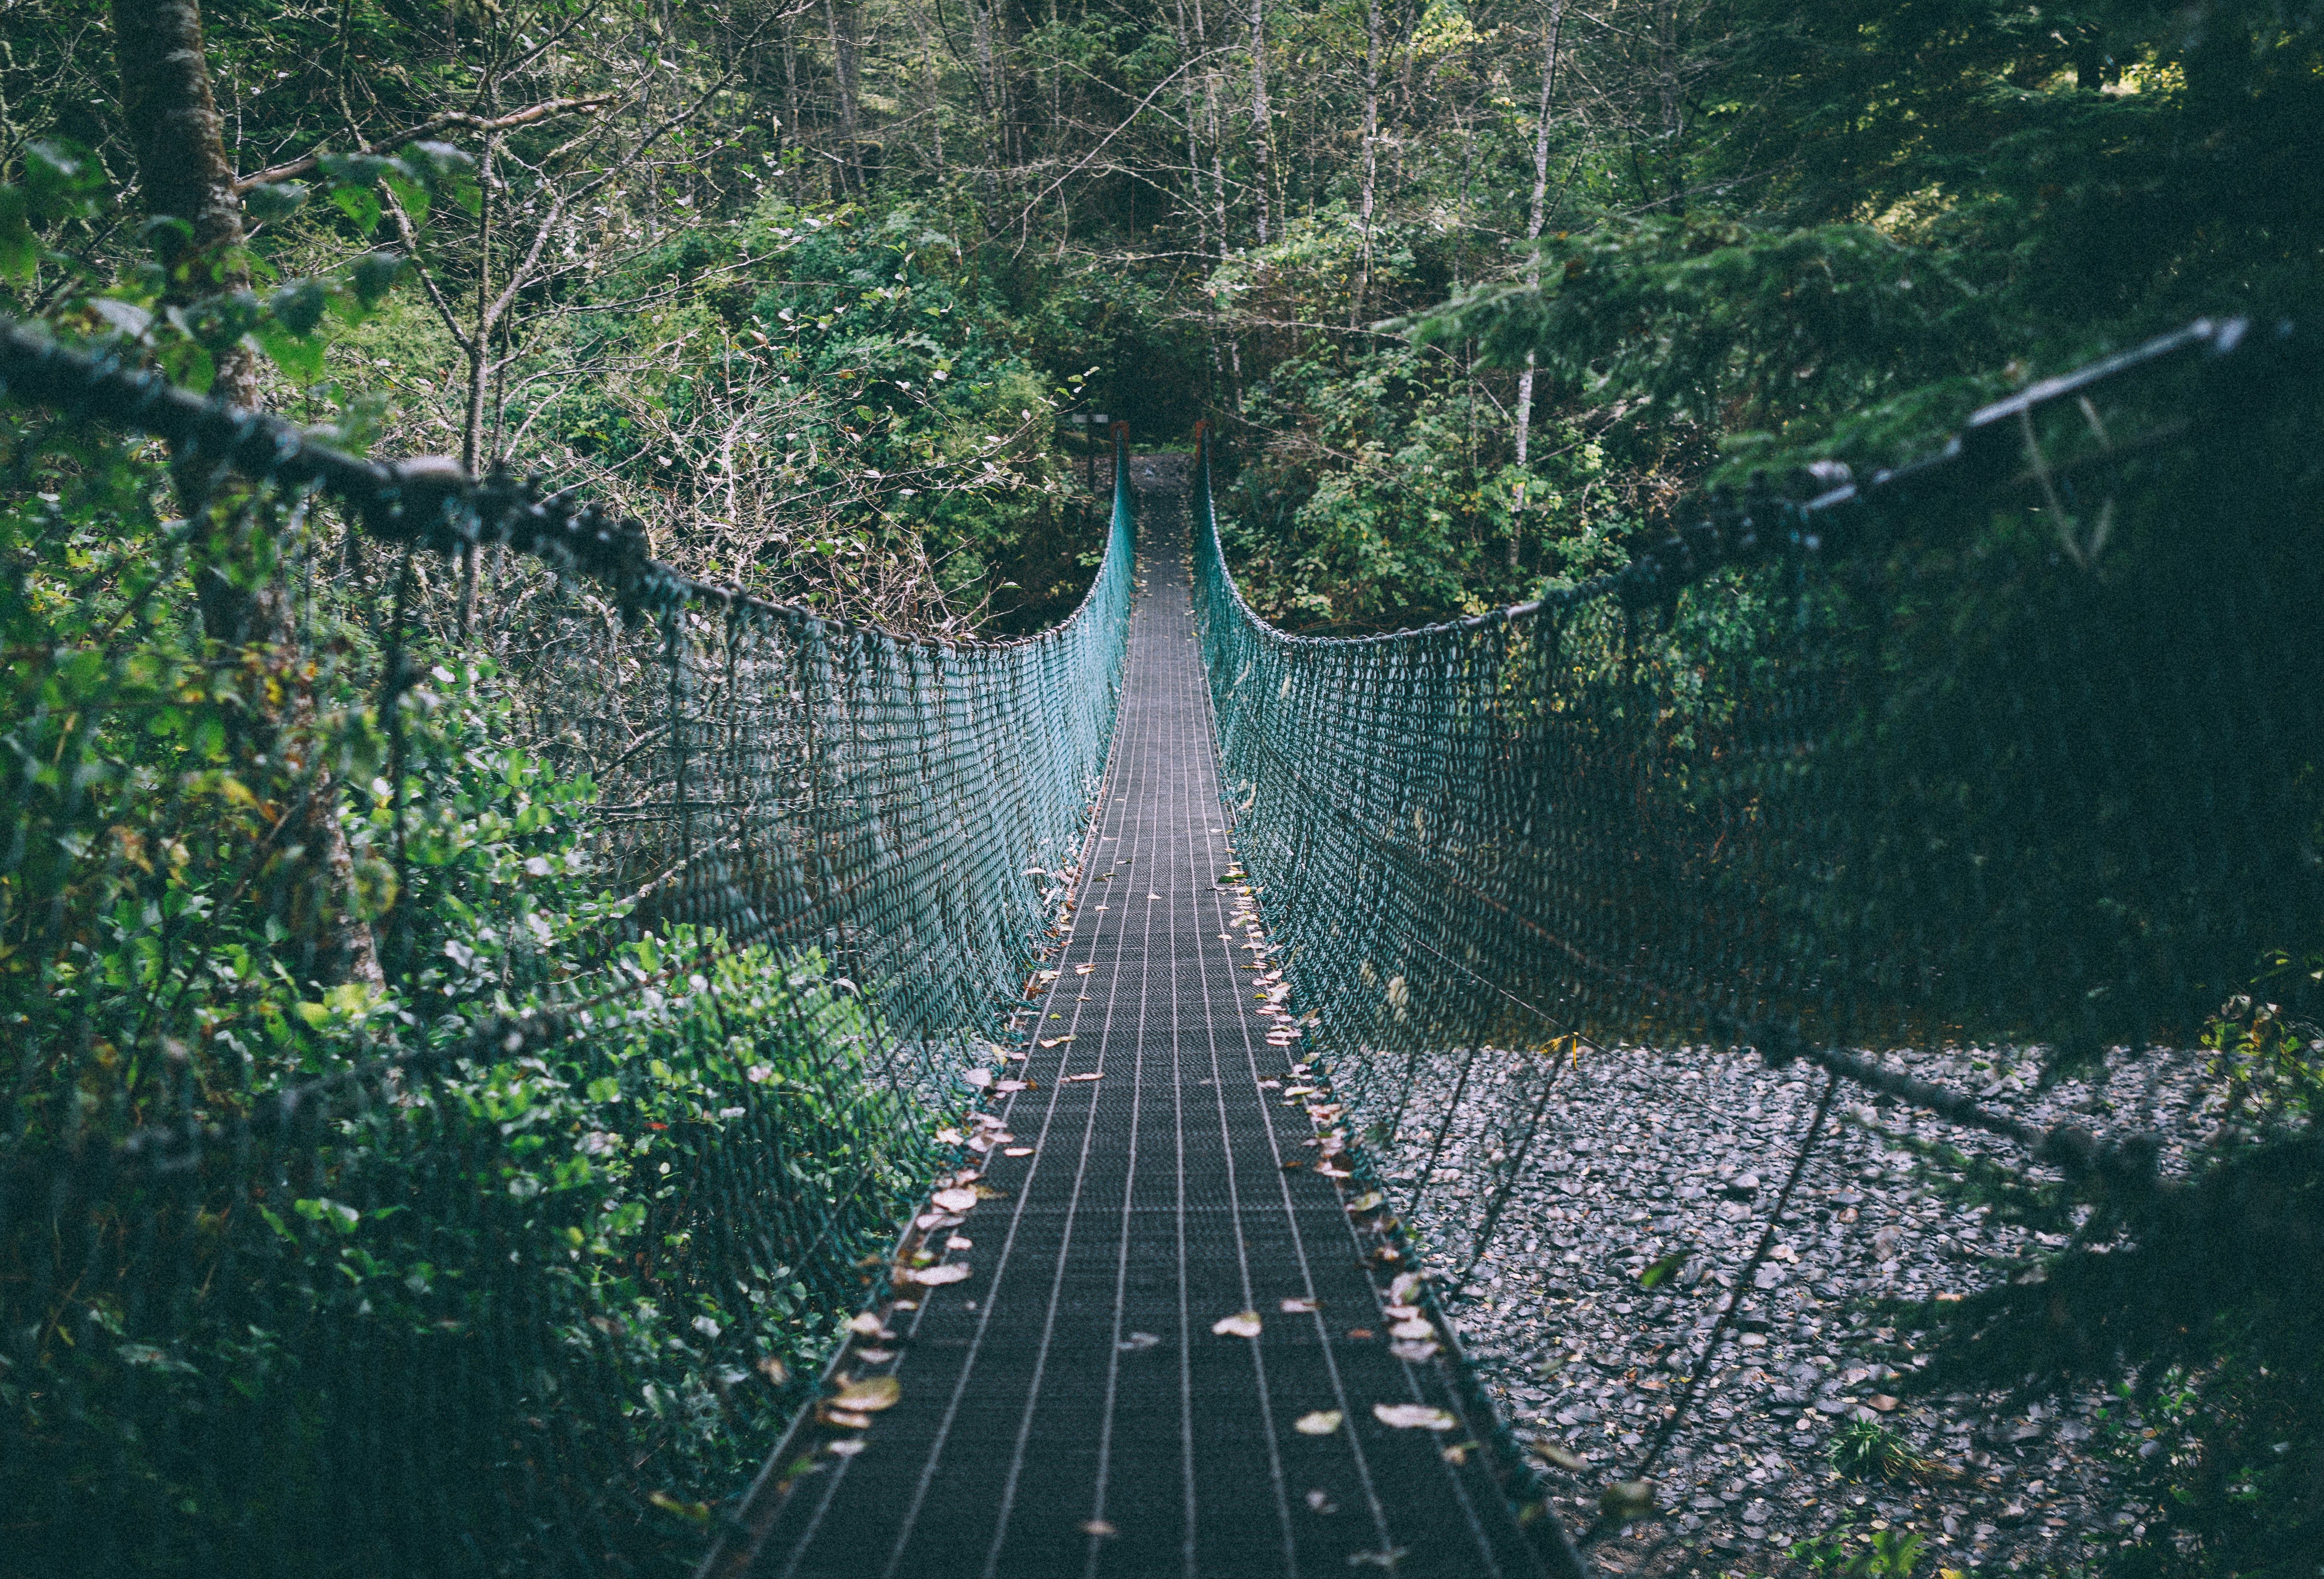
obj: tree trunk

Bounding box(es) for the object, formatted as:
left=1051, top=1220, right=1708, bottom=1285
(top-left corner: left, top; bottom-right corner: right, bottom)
left=970, top=0, right=999, bottom=214
left=1510, top=0, right=1563, bottom=568
left=1247, top=0, right=1271, bottom=245
left=824, top=0, right=862, bottom=196
left=111, top=0, right=258, bottom=409
left=111, top=0, right=382, bottom=988
left=1351, top=0, right=1381, bottom=328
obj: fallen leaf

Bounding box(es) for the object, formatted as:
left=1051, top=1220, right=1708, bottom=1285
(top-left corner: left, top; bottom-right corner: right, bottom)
left=1064, top=1071, right=1103, bottom=1082
left=1534, top=1442, right=1588, bottom=1472
left=1080, top=1519, right=1118, bottom=1537
left=1147, top=893, right=1161, bottom=900
left=1637, top=1251, right=1688, bottom=1290
left=931, top=1188, right=978, bottom=1213
left=1212, top=1310, right=1263, bottom=1339
left=994, top=1079, right=1028, bottom=1093
left=1004, top=1145, right=1035, bottom=1156
left=1118, top=1331, right=1161, bottom=1351
left=945, top=1235, right=972, bottom=1250
left=1389, top=1273, right=1424, bottom=1305
left=1869, top=1394, right=1901, bottom=1412
left=1294, top=1410, right=1343, bottom=1435
left=1442, top=1441, right=1474, bottom=1465
left=1075, top=964, right=1096, bottom=975
left=972, top=1184, right=1006, bottom=1198
left=1039, top=1036, right=1073, bottom=1048
left=1346, top=1328, right=1375, bottom=1340
left=755, top=1356, right=789, bottom=1385
left=1373, top=1403, right=1457, bottom=1431
left=831, top=1375, right=901, bottom=1412
left=1389, top=1339, right=1441, bottom=1362
left=962, top=1069, right=994, bottom=1088
left=1346, top=1192, right=1386, bottom=1213
left=854, top=1347, right=895, bottom=1363
left=1383, top=1304, right=1420, bottom=1320
left=912, top=1264, right=971, bottom=1286
left=1390, top=1318, right=1434, bottom=1341
left=1599, top=1479, right=1657, bottom=1521
left=826, top=1438, right=867, bottom=1457
left=847, top=1312, right=886, bottom=1337
left=817, top=1405, right=872, bottom=1429
left=1280, top=1296, right=1320, bottom=1314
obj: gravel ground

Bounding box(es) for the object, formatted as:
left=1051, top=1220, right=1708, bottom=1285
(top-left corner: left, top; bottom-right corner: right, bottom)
left=1369, top=1043, right=2221, bottom=1576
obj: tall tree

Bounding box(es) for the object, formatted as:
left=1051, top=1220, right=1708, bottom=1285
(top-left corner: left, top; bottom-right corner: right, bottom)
left=1508, top=0, right=1562, bottom=566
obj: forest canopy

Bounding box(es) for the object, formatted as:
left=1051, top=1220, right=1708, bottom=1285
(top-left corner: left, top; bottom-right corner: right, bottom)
left=5, top=0, right=2311, bottom=632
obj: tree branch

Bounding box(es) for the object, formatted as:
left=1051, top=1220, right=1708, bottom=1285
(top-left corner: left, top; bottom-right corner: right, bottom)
left=232, top=94, right=620, bottom=191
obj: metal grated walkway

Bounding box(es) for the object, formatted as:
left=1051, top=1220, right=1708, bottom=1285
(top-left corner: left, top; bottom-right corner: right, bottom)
left=707, top=466, right=1545, bottom=1579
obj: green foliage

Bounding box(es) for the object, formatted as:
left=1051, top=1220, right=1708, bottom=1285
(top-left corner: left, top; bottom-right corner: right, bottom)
left=0, top=377, right=949, bottom=1575
left=1829, top=1419, right=1936, bottom=1486
left=1791, top=1524, right=1930, bottom=1579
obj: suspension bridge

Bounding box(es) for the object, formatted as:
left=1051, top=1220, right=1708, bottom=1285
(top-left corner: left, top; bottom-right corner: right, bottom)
left=1, top=316, right=2317, bottom=1578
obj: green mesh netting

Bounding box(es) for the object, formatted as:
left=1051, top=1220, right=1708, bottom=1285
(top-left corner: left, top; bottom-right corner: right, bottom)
left=1193, top=317, right=2324, bottom=1273
left=0, top=321, right=1133, bottom=1577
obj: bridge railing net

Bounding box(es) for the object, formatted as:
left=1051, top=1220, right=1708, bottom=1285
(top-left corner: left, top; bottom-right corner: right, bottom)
left=0, top=323, right=1132, bottom=1577
left=1192, top=319, right=2322, bottom=1267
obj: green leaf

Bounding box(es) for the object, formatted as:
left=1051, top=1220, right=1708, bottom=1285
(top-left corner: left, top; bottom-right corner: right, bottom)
left=243, top=182, right=310, bottom=223
left=255, top=320, right=326, bottom=384
left=1637, top=1251, right=1688, bottom=1290
left=24, top=138, right=104, bottom=224
left=330, top=185, right=383, bottom=238
left=350, top=250, right=404, bottom=306
left=381, top=170, right=430, bottom=226
left=0, top=187, right=37, bottom=281
left=270, top=276, right=331, bottom=336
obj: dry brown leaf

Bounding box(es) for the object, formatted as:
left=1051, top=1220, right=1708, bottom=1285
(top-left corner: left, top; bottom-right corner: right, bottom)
left=1390, top=1318, right=1434, bottom=1341
left=931, top=1187, right=978, bottom=1213
left=912, top=1263, right=971, bottom=1286
left=1280, top=1297, right=1320, bottom=1315
left=1389, top=1339, right=1441, bottom=1362
left=1372, top=1403, right=1457, bottom=1431
left=1064, top=1071, right=1102, bottom=1082
left=1869, top=1394, right=1901, bottom=1412
left=1294, top=1410, right=1343, bottom=1435
left=1080, top=1519, right=1118, bottom=1537
left=1004, top=1146, right=1035, bottom=1157
left=831, top=1375, right=901, bottom=1412
left=1039, top=1036, right=1073, bottom=1048
left=847, top=1312, right=886, bottom=1337
left=1211, top=1310, right=1263, bottom=1339
left=817, top=1405, right=873, bottom=1429
left=962, top=1069, right=993, bottom=1088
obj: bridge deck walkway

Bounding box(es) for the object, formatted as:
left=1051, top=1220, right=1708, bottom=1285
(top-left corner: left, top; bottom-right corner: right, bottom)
left=715, top=465, right=1542, bottom=1579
